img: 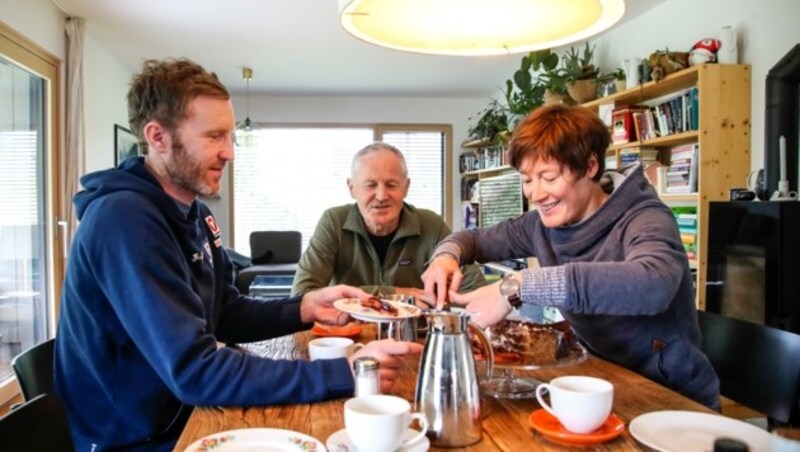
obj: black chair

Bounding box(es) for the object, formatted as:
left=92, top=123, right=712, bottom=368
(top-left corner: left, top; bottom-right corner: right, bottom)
left=235, top=231, right=301, bottom=294
left=698, top=310, right=800, bottom=428
left=11, top=338, right=55, bottom=401
left=0, top=393, right=73, bottom=451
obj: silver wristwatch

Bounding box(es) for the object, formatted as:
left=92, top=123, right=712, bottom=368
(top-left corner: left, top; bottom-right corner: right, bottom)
left=499, top=273, right=522, bottom=309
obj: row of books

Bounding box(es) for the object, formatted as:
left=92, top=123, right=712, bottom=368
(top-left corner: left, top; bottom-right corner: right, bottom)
left=459, top=145, right=505, bottom=173
left=610, top=87, right=699, bottom=144
left=664, top=144, right=698, bottom=194
left=671, top=206, right=698, bottom=260
left=606, top=146, right=661, bottom=170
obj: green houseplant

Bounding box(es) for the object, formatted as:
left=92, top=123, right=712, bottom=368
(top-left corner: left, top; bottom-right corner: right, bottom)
left=467, top=99, right=509, bottom=145
left=502, top=49, right=576, bottom=127
left=563, top=42, right=600, bottom=103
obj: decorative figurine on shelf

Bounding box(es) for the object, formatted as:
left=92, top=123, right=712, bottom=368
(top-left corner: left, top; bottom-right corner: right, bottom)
left=689, top=38, right=722, bottom=66
left=647, top=49, right=689, bottom=82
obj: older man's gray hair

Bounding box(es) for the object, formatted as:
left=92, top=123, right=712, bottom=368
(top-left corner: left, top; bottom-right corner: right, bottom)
left=351, top=142, right=408, bottom=178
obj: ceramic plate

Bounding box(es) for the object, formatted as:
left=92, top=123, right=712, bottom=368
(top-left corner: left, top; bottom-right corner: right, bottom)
left=629, top=411, right=772, bottom=452
left=184, top=428, right=326, bottom=451
left=326, top=428, right=429, bottom=452
left=529, top=409, right=625, bottom=446
left=310, top=322, right=364, bottom=339
left=333, top=298, right=421, bottom=322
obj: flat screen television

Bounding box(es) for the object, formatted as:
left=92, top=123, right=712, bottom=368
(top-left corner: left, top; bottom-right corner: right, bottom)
left=705, top=201, right=800, bottom=333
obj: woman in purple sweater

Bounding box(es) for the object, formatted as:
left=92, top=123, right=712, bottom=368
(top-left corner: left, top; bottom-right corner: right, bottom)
left=422, top=104, right=719, bottom=409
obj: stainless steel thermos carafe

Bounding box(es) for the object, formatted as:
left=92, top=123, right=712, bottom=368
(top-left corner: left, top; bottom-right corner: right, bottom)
left=415, top=310, right=494, bottom=447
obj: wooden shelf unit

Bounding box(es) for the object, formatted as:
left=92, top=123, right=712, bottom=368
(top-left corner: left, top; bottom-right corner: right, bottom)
left=585, top=64, right=752, bottom=309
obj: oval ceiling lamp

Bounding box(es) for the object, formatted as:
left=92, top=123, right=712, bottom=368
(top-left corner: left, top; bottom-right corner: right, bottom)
left=235, top=67, right=259, bottom=147
left=338, top=0, right=626, bottom=56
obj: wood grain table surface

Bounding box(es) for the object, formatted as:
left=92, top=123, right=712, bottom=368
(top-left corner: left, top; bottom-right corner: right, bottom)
left=175, top=325, right=713, bottom=451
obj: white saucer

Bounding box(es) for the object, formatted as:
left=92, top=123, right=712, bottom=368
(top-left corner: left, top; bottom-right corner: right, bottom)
left=326, top=428, right=430, bottom=452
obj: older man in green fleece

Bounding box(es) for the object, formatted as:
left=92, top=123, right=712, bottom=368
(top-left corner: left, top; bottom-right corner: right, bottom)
left=292, top=142, right=486, bottom=301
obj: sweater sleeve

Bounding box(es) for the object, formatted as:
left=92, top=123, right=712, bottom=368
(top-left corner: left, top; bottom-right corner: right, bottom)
left=560, top=205, right=687, bottom=316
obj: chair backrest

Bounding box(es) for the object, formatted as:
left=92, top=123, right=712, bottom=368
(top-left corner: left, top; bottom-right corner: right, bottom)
left=11, top=338, right=55, bottom=401
left=698, top=310, right=800, bottom=427
left=0, top=393, right=74, bottom=451
left=249, top=231, right=301, bottom=265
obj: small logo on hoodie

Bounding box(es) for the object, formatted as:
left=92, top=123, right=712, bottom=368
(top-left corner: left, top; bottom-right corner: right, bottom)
left=205, top=215, right=222, bottom=248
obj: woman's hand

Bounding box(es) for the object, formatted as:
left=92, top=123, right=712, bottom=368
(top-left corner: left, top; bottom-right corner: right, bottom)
left=347, top=339, right=424, bottom=394
left=421, top=254, right=462, bottom=309
left=448, top=282, right=512, bottom=328
left=299, top=285, right=369, bottom=325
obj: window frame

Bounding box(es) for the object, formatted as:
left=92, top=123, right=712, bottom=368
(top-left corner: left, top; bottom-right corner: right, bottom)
left=228, top=123, right=453, bottom=249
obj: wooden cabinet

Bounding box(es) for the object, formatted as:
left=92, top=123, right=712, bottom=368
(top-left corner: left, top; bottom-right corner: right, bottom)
left=583, top=64, right=752, bottom=309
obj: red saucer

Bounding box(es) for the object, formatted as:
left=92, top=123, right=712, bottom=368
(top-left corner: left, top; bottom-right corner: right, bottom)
left=529, top=409, right=625, bottom=446
left=310, top=322, right=364, bottom=339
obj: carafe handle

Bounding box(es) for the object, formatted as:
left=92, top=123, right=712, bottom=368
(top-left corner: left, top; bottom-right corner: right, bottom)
left=468, top=322, right=494, bottom=380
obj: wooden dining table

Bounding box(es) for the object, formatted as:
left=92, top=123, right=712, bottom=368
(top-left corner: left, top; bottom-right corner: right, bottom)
left=175, top=324, right=714, bottom=451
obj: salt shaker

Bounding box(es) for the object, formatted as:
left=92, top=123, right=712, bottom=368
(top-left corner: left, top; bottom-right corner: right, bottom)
left=353, top=356, right=379, bottom=397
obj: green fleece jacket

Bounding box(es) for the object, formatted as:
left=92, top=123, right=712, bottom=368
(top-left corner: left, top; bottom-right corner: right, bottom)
left=291, top=203, right=486, bottom=296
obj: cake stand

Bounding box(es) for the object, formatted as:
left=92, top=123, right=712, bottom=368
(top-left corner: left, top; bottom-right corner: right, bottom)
left=479, top=343, right=588, bottom=399
left=477, top=314, right=588, bottom=399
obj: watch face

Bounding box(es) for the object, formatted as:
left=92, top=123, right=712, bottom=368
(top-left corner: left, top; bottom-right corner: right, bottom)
left=500, top=275, right=519, bottom=296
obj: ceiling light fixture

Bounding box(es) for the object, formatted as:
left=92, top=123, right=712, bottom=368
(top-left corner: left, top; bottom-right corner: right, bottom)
left=235, top=67, right=258, bottom=147
left=338, top=0, right=626, bottom=56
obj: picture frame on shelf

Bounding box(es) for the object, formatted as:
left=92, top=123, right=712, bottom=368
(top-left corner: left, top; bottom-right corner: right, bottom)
left=114, top=124, right=140, bottom=166
left=597, top=78, right=618, bottom=98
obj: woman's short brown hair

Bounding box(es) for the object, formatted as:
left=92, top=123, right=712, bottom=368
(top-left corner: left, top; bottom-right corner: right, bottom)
left=508, top=104, right=610, bottom=181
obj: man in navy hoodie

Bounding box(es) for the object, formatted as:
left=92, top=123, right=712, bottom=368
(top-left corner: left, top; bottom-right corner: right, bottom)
left=54, top=58, right=422, bottom=451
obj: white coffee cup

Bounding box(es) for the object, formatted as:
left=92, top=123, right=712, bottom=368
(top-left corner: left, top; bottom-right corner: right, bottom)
left=772, top=427, right=800, bottom=452
left=535, top=376, right=613, bottom=434
left=344, top=394, right=429, bottom=452
left=308, top=337, right=363, bottom=361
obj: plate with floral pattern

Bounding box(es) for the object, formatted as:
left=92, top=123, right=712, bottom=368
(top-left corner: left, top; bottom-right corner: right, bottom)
left=184, top=428, right=325, bottom=451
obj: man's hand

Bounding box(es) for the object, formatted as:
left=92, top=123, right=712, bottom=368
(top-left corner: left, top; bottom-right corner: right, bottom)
left=421, top=254, right=462, bottom=309
left=299, top=285, right=370, bottom=325
left=347, top=339, right=424, bottom=394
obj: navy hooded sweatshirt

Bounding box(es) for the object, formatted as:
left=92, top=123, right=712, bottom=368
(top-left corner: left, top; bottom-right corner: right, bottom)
left=54, top=158, right=354, bottom=451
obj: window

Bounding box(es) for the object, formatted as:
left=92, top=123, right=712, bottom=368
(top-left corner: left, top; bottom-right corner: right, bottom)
left=232, top=125, right=451, bottom=253
left=0, top=23, right=61, bottom=403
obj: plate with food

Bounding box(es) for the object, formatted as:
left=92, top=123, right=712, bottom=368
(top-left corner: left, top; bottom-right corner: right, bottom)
left=310, top=322, right=364, bottom=338
left=473, top=319, right=587, bottom=369
left=334, top=297, right=421, bottom=322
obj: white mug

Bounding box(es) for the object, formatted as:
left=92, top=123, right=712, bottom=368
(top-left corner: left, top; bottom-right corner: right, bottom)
left=772, top=427, right=800, bottom=452
left=308, top=337, right=363, bottom=361
left=344, top=395, right=429, bottom=452
left=535, top=376, right=613, bottom=434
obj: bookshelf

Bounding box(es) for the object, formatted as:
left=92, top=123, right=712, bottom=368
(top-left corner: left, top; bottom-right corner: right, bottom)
left=459, top=139, right=522, bottom=229
left=584, top=64, right=752, bottom=309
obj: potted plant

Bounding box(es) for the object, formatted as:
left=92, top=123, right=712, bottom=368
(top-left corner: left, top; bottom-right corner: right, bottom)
left=502, top=49, right=575, bottom=127
left=563, top=42, right=600, bottom=103
left=612, top=67, right=626, bottom=92
left=467, top=99, right=509, bottom=145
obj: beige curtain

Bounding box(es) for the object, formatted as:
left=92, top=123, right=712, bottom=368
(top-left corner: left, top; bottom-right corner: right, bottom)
left=63, top=17, right=85, bottom=252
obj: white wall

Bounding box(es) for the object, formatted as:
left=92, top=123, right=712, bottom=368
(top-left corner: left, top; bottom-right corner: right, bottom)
left=82, top=29, right=132, bottom=173
left=592, top=0, right=800, bottom=184
left=0, top=0, right=65, bottom=60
